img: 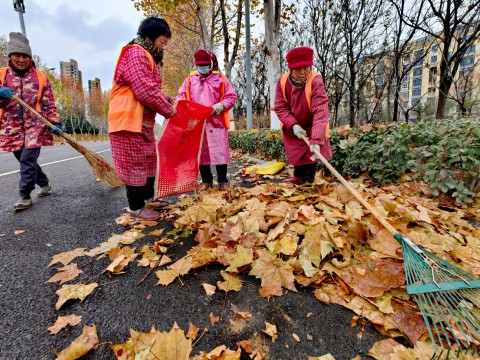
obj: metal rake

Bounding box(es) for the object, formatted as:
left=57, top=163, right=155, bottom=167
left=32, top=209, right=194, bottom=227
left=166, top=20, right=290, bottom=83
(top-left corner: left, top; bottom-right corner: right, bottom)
left=302, top=134, right=480, bottom=357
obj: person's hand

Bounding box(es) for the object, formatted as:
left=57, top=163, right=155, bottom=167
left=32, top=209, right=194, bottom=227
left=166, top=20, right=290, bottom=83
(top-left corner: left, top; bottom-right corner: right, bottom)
left=50, top=124, right=65, bottom=137
left=309, top=144, right=320, bottom=161
left=292, top=124, right=307, bottom=139
left=211, top=103, right=224, bottom=115
left=0, top=87, right=13, bottom=99
left=171, top=97, right=178, bottom=110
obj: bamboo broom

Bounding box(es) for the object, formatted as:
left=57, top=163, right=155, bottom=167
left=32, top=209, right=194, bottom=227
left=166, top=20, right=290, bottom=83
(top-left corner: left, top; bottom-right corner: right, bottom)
left=12, top=95, right=123, bottom=188
left=302, top=134, right=480, bottom=357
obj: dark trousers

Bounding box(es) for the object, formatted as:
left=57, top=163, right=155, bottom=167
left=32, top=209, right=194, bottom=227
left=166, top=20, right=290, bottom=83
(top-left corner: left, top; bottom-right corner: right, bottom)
left=13, top=147, right=49, bottom=194
left=199, top=164, right=228, bottom=183
left=293, top=163, right=317, bottom=183
left=125, top=177, right=155, bottom=211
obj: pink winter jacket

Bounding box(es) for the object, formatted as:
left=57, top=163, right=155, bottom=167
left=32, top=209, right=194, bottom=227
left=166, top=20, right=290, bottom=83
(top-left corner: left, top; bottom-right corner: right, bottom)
left=0, top=65, right=59, bottom=152
left=178, top=72, right=237, bottom=165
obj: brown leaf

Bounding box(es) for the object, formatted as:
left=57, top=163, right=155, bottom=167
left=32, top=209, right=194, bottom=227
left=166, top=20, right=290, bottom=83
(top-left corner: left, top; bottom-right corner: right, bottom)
left=47, top=263, right=83, bottom=284
left=217, top=271, right=243, bottom=292
left=262, top=322, right=278, bottom=342
left=202, top=283, right=216, bottom=296
left=55, top=325, right=99, bottom=360
left=210, top=312, right=220, bottom=326
left=48, top=315, right=82, bottom=334
left=49, top=248, right=87, bottom=267
left=14, top=230, right=25, bottom=235
left=55, top=283, right=98, bottom=310
left=187, top=322, right=200, bottom=340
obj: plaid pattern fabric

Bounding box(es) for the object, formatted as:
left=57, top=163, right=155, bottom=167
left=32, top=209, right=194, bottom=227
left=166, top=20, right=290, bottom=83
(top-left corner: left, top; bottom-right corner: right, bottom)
left=110, top=130, right=156, bottom=186
left=109, top=45, right=175, bottom=186
left=0, top=65, right=59, bottom=152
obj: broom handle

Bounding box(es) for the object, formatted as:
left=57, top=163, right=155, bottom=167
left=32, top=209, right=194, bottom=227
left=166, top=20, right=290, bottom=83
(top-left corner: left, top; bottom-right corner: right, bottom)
left=302, top=134, right=398, bottom=236
left=12, top=95, right=76, bottom=144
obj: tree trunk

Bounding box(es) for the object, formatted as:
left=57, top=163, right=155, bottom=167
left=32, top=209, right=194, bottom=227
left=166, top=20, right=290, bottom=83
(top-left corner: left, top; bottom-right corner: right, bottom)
left=264, top=0, right=282, bottom=129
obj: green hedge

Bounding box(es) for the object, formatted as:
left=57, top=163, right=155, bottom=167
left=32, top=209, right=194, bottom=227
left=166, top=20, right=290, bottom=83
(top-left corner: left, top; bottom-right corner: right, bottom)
left=229, top=119, right=480, bottom=205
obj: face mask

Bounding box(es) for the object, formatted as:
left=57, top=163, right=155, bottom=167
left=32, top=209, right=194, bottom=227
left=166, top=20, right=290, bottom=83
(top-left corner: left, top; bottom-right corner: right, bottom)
left=197, top=65, right=211, bottom=75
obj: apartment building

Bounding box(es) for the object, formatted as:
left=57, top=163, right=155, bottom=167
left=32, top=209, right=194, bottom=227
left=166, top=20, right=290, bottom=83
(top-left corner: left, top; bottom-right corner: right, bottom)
left=88, top=78, right=101, bottom=94
left=60, top=59, right=83, bottom=88
left=362, top=34, right=479, bottom=118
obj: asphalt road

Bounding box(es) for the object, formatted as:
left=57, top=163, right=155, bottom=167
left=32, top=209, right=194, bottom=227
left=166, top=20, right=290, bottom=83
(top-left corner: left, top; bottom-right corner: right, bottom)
left=0, top=141, right=386, bottom=359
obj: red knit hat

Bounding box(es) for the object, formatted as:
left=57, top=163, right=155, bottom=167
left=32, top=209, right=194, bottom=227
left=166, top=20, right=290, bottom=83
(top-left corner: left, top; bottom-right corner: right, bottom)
left=286, top=46, right=314, bottom=69
left=194, top=50, right=213, bottom=66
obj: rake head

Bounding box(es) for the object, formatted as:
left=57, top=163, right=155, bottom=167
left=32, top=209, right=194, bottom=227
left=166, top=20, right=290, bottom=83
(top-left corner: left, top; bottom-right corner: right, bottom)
left=395, top=234, right=480, bottom=357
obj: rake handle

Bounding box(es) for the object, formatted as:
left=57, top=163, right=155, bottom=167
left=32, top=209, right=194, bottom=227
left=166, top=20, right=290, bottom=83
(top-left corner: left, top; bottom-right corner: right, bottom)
left=302, top=134, right=398, bottom=236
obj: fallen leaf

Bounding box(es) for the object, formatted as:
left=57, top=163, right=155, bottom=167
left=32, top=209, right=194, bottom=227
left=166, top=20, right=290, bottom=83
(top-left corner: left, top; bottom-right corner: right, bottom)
left=55, top=325, right=99, bottom=360
left=187, top=322, right=200, bottom=340
left=292, top=333, right=300, bottom=342
left=48, top=315, right=82, bottom=334
left=202, top=283, right=216, bottom=296
left=217, top=271, right=243, bottom=292
left=49, top=248, right=87, bottom=267
left=55, top=283, right=98, bottom=310
left=210, top=312, right=220, bottom=326
left=14, top=230, right=25, bottom=235
left=262, top=322, right=277, bottom=342
left=47, top=263, right=83, bottom=284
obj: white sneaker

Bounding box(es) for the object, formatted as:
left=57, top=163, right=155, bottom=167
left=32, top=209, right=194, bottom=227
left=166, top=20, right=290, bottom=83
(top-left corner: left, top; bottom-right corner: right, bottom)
left=37, top=184, right=51, bottom=197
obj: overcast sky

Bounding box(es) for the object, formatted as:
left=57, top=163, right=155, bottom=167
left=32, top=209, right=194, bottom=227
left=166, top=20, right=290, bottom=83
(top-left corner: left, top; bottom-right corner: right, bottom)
left=0, top=0, right=145, bottom=91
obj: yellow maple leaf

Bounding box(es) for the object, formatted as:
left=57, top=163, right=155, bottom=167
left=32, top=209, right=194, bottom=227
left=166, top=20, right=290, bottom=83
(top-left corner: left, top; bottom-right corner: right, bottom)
left=48, top=314, right=82, bottom=335
left=225, top=246, right=253, bottom=272
left=187, top=194, right=225, bottom=222
left=202, top=283, right=216, bottom=296
left=55, top=283, right=98, bottom=310
left=49, top=248, right=86, bottom=267
left=249, top=249, right=297, bottom=297
left=55, top=325, right=99, bottom=360
left=156, top=256, right=193, bottom=286
left=217, top=271, right=243, bottom=292
left=47, top=263, right=83, bottom=284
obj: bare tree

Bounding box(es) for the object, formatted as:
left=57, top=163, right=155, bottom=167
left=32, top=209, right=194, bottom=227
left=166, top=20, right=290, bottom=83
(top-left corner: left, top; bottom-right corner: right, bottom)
left=397, top=0, right=480, bottom=119
left=263, top=0, right=282, bottom=129
left=336, top=0, right=386, bottom=128
left=448, top=56, right=480, bottom=115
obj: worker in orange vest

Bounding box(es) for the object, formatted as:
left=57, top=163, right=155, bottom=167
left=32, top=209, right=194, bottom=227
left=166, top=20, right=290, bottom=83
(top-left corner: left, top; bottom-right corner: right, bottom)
left=274, top=46, right=333, bottom=184
left=177, top=50, right=237, bottom=191
left=0, top=32, right=63, bottom=212
left=108, top=17, right=177, bottom=221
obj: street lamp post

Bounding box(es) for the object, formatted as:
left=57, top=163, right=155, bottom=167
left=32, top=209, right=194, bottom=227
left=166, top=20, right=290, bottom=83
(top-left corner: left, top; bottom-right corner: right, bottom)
left=13, top=0, right=27, bottom=36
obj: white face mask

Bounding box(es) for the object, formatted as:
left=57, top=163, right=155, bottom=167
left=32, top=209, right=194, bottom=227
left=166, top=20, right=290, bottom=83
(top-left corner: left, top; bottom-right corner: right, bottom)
left=197, top=65, right=211, bottom=75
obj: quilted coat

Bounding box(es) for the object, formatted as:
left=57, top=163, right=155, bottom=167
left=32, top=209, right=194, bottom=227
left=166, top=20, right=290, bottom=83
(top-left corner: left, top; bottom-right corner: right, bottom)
left=0, top=65, right=59, bottom=152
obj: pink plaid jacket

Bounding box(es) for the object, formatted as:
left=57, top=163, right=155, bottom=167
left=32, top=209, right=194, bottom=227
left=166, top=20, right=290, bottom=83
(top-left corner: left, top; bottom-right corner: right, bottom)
left=109, top=46, right=175, bottom=186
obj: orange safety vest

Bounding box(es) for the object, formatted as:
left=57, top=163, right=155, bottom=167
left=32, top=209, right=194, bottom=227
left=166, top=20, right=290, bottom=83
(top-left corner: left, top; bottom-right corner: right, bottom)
left=280, top=70, right=330, bottom=139
left=108, top=44, right=155, bottom=134
left=185, top=71, right=230, bottom=130
left=0, top=67, right=46, bottom=121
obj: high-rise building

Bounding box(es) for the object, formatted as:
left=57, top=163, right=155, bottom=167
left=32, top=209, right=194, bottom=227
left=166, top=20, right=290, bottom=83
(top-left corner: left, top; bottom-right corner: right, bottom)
left=60, top=59, right=83, bottom=88
left=88, top=78, right=101, bottom=94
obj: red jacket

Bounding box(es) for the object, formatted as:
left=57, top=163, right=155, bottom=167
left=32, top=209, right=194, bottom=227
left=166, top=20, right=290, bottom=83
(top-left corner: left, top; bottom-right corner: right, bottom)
left=274, top=74, right=333, bottom=166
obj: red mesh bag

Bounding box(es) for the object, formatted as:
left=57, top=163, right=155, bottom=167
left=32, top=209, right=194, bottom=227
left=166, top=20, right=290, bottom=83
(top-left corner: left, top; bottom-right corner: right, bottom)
left=155, top=100, right=212, bottom=198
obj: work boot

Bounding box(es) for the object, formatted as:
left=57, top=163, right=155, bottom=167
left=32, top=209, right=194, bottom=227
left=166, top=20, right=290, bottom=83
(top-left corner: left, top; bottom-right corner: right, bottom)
left=14, top=190, right=32, bottom=212
left=129, top=207, right=161, bottom=221
left=218, top=182, right=229, bottom=191
left=37, top=183, right=51, bottom=197
left=198, top=182, right=213, bottom=191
